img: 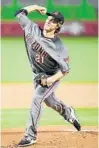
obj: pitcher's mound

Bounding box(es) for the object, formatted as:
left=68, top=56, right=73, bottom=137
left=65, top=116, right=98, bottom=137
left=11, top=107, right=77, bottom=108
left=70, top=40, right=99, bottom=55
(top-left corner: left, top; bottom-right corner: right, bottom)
left=1, top=130, right=98, bottom=148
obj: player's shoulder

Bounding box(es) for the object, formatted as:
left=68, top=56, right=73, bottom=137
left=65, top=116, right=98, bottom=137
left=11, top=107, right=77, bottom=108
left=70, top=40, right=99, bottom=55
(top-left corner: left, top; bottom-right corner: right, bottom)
left=29, top=21, right=41, bottom=35
left=31, top=21, right=40, bottom=29
left=53, top=36, right=62, bottom=43
left=54, top=37, right=68, bottom=51
left=53, top=36, right=63, bottom=48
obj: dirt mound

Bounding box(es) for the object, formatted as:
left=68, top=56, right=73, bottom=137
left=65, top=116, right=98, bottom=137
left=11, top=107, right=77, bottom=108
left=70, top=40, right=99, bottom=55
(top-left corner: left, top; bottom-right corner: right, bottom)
left=1, top=131, right=98, bottom=148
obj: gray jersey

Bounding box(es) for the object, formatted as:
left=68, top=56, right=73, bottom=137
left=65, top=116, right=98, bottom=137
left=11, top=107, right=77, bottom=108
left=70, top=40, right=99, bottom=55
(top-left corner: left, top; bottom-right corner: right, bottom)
left=16, top=12, right=70, bottom=75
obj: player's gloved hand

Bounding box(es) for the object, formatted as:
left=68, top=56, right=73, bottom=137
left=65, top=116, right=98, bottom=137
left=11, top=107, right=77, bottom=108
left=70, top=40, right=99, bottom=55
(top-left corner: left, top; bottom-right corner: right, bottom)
left=36, top=6, right=47, bottom=15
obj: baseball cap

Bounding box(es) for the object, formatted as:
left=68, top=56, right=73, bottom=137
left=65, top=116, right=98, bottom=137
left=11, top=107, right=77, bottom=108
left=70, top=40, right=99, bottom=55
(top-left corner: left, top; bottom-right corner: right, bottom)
left=46, top=11, right=64, bottom=25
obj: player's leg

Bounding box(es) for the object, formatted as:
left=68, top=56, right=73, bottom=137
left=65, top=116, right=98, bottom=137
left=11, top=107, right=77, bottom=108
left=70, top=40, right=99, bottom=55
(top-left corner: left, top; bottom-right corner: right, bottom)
left=18, top=81, right=59, bottom=147
left=44, top=93, right=81, bottom=131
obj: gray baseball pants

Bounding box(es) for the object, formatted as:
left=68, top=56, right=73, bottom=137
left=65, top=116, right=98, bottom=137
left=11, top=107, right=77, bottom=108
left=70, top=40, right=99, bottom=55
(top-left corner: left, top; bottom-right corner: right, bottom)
left=25, top=80, right=70, bottom=139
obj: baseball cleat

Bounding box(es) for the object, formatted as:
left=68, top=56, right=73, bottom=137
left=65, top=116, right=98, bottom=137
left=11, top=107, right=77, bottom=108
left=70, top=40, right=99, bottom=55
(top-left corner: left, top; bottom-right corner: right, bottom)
left=68, top=107, right=81, bottom=131
left=17, top=136, right=37, bottom=147
left=72, top=119, right=81, bottom=131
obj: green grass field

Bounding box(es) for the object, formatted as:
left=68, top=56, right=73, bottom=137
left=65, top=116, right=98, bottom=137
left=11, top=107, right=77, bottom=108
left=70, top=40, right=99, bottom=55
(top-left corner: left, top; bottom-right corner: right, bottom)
left=1, top=37, right=98, bottom=83
left=1, top=108, right=98, bottom=129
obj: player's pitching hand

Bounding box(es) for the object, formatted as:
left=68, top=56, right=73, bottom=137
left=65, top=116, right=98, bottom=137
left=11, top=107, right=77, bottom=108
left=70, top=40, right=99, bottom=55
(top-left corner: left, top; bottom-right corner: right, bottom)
left=36, top=6, right=47, bottom=15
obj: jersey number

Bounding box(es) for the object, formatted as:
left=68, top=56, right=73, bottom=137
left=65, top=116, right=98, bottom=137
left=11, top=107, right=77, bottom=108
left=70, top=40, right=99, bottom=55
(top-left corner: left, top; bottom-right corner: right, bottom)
left=35, top=53, right=44, bottom=64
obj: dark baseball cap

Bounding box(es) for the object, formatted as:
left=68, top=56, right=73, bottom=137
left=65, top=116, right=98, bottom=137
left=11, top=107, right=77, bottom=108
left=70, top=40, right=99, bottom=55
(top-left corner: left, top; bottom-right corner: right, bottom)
left=46, top=11, right=64, bottom=25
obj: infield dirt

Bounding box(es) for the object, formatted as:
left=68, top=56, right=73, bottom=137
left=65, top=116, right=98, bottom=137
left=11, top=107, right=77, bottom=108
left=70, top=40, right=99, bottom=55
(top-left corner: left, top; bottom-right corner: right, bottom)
left=1, top=126, right=98, bottom=148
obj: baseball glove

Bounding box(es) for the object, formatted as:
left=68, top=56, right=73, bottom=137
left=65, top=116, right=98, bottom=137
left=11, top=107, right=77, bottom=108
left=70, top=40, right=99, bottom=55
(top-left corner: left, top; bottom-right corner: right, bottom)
left=34, top=73, right=48, bottom=87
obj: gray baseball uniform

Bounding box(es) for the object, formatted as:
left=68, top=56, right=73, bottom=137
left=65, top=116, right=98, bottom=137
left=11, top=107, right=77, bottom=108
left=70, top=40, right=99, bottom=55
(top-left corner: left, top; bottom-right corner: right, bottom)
left=16, top=11, right=71, bottom=139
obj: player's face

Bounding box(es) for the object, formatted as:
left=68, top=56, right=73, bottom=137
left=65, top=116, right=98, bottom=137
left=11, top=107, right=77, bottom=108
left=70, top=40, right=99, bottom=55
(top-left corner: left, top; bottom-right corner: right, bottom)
left=44, top=16, right=58, bottom=32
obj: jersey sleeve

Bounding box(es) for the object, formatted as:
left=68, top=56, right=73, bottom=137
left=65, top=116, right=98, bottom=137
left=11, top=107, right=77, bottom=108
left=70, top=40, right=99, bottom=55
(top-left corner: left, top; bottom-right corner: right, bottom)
left=54, top=39, right=70, bottom=73
left=59, top=57, right=70, bottom=73
left=15, top=9, right=37, bottom=30
left=58, top=46, right=70, bottom=73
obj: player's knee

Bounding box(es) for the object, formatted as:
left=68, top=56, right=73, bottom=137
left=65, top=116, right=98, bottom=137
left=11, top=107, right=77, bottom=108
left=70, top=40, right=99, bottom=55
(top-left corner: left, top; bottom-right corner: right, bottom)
left=44, top=100, right=51, bottom=107
left=44, top=98, right=54, bottom=108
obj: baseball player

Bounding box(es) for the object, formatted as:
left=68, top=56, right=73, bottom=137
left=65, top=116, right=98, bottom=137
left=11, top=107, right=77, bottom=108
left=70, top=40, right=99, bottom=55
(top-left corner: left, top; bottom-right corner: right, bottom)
left=15, top=5, right=81, bottom=147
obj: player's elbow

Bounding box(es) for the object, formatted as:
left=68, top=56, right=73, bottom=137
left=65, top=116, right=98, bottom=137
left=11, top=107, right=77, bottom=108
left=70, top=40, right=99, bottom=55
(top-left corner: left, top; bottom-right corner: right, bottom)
left=15, top=10, right=20, bottom=17
left=61, top=67, right=70, bottom=75
left=15, top=9, right=28, bottom=17
left=62, top=71, right=69, bottom=75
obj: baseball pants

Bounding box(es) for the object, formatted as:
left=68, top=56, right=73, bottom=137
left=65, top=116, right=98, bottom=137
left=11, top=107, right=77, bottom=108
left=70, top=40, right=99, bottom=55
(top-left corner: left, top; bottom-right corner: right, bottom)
left=25, top=80, right=70, bottom=139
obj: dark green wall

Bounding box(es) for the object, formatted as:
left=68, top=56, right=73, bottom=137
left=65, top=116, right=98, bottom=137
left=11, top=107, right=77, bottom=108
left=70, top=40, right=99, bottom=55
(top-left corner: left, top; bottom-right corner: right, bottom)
left=1, top=0, right=97, bottom=20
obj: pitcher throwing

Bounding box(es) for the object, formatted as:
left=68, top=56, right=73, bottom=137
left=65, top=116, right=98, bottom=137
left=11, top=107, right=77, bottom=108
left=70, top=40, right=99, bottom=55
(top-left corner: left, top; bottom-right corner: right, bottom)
left=15, top=5, right=81, bottom=147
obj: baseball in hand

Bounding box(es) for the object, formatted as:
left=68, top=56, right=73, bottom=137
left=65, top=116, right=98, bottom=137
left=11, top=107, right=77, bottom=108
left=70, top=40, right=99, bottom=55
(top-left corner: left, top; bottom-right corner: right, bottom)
left=37, top=6, right=47, bottom=15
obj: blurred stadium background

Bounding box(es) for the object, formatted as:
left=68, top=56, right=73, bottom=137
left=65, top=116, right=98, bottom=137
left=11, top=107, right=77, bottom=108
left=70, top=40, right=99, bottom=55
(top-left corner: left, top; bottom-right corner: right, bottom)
left=1, top=0, right=98, bottom=129
left=1, top=0, right=98, bottom=36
